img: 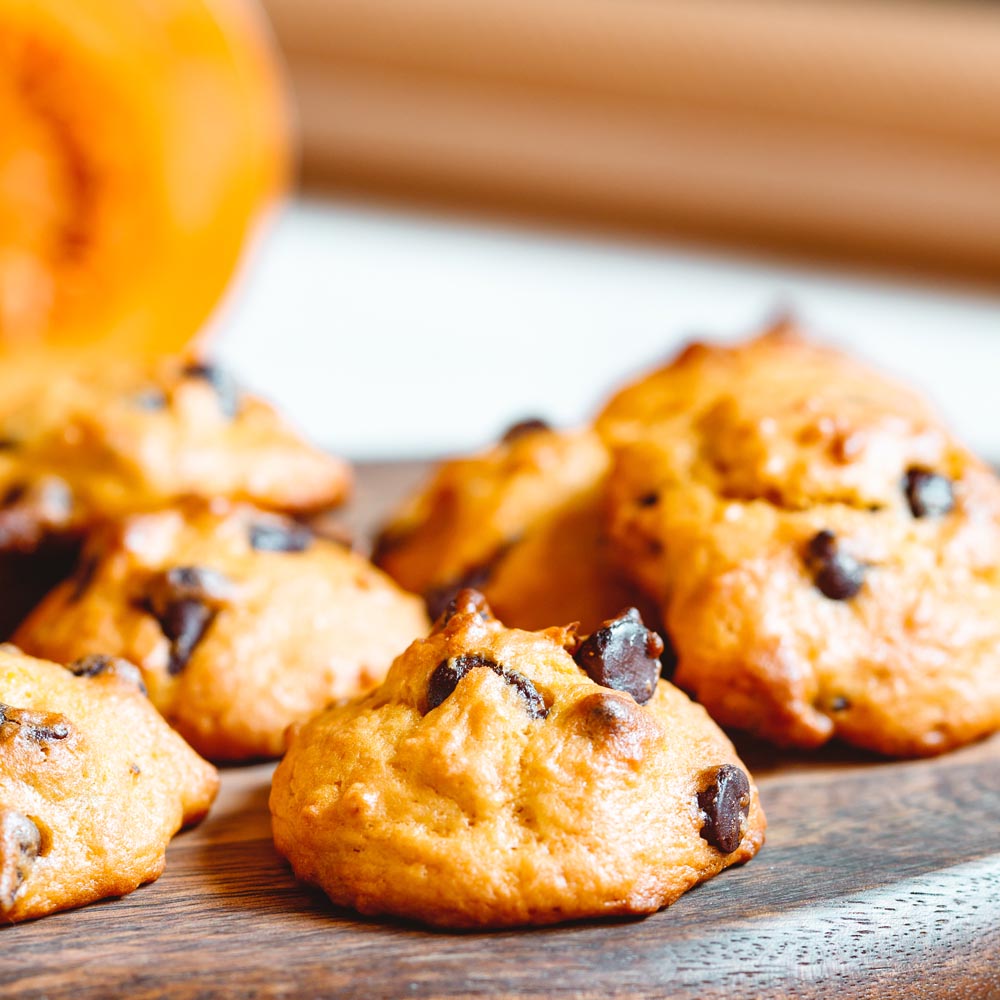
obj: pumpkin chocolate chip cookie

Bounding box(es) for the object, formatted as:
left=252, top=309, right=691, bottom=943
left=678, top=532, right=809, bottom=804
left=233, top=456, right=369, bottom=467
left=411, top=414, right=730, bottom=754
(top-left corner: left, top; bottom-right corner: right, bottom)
left=373, top=422, right=650, bottom=633
left=16, top=502, right=428, bottom=761
left=600, top=324, right=1000, bottom=756
left=0, top=356, right=351, bottom=636
left=269, top=590, right=765, bottom=928
left=0, top=644, right=217, bottom=923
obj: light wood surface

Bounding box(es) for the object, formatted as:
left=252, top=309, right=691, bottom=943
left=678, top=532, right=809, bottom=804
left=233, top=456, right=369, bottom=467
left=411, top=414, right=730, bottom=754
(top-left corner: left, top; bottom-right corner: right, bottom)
left=4, top=462, right=1000, bottom=999
left=261, top=0, right=1000, bottom=281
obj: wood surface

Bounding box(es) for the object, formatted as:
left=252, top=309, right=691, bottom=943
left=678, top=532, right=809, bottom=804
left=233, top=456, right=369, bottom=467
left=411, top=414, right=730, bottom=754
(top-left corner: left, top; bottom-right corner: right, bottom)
left=261, top=0, right=1000, bottom=282
left=3, top=461, right=1000, bottom=999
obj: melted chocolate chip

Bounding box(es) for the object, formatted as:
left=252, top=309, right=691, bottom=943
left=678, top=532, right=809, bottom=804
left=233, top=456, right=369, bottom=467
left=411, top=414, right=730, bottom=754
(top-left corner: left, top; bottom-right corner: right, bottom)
left=501, top=418, right=551, bottom=444
left=0, top=704, right=71, bottom=743
left=181, top=362, right=241, bottom=418
left=432, top=587, right=495, bottom=630
left=698, top=764, right=751, bottom=854
left=249, top=521, right=313, bottom=553
left=159, top=599, right=214, bottom=676
left=806, top=530, right=865, bottom=600
left=904, top=468, right=955, bottom=519
left=427, top=654, right=547, bottom=718
left=572, top=608, right=664, bottom=705
left=145, top=566, right=231, bottom=675
left=68, top=655, right=147, bottom=694
left=637, top=492, right=660, bottom=508
left=0, top=810, right=41, bottom=912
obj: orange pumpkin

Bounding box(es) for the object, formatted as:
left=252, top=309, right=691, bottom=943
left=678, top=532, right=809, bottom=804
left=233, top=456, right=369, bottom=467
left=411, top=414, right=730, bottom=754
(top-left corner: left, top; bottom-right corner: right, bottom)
left=0, top=0, right=289, bottom=364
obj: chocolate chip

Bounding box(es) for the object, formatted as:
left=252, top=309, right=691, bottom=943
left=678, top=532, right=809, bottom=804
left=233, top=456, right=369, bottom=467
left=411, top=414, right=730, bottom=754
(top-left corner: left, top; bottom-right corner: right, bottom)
left=432, top=587, right=495, bottom=630
left=249, top=521, right=313, bottom=553
left=806, top=530, right=865, bottom=600
left=427, top=654, right=547, bottom=718
left=181, top=362, right=241, bottom=418
left=68, top=655, right=147, bottom=695
left=904, top=468, right=955, bottom=518
left=501, top=418, right=551, bottom=444
left=637, top=492, right=659, bottom=507
left=572, top=608, right=664, bottom=705
left=0, top=704, right=72, bottom=743
left=159, top=600, right=214, bottom=676
left=0, top=810, right=41, bottom=912
left=830, top=695, right=851, bottom=712
left=698, top=764, right=751, bottom=854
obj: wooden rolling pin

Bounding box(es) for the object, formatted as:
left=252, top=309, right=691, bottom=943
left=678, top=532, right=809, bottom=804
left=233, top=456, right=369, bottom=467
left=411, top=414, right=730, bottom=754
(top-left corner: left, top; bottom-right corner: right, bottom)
left=262, top=0, right=1000, bottom=281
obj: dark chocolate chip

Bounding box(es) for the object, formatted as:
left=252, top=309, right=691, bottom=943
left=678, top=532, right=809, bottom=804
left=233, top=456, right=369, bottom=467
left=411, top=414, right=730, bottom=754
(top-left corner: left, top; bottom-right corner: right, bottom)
left=637, top=492, right=660, bottom=508
left=904, top=468, right=955, bottom=519
left=68, top=655, right=147, bottom=695
left=249, top=521, right=313, bottom=553
left=133, top=388, right=168, bottom=411
left=0, top=810, right=41, bottom=912
left=830, top=695, right=851, bottom=712
left=431, top=587, right=494, bottom=630
left=572, top=608, right=664, bottom=705
left=698, top=763, right=751, bottom=854
left=806, top=530, right=865, bottom=600
left=145, top=566, right=231, bottom=675
left=159, top=599, right=214, bottom=676
left=181, top=362, right=241, bottom=418
left=427, top=653, right=547, bottom=718
left=501, top=418, right=551, bottom=444
left=0, top=704, right=71, bottom=743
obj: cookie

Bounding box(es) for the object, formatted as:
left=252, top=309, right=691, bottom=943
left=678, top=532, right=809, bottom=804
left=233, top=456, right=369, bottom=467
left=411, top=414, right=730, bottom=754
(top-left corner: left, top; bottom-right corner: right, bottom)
left=0, top=644, right=217, bottom=923
left=16, top=502, right=429, bottom=761
left=601, top=324, right=1000, bottom=756
left=269, top=590, right=765, bottom=928
left=0, top=356, right=350, bottom=636
left=373, top=421, right=649, bottom=633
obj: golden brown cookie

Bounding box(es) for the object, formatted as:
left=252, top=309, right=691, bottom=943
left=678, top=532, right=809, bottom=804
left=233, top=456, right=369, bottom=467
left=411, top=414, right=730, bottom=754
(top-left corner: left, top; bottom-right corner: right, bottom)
left=0, top=644, right=217, bottom=923
left=0, top=355, right=350, bottom=637
left=373, top=421, right=649, bottom=633
left=16, top=503, right=429, bottom=761
left=270, top=590, right=765, bottom=928
left=601, top=325, right=1000, bottom=756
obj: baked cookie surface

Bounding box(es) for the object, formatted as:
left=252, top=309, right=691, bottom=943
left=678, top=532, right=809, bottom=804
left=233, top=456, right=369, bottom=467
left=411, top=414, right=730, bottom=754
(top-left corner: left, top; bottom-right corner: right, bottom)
left=373, top=422, right=648, bottom=633
left=0, top=645, right=217, bottom=923
left=16, top=503, right=428, bottom=761
left=0, top=355, right=351, bottom=544
left=601, top=326, right=1000, bottom=756
left=270, top=590, right=765, bottom=928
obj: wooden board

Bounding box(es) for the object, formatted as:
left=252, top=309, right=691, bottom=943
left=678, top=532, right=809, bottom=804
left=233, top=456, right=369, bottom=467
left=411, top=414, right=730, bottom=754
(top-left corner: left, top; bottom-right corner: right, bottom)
left=4, top=462, right=1000, bottom=999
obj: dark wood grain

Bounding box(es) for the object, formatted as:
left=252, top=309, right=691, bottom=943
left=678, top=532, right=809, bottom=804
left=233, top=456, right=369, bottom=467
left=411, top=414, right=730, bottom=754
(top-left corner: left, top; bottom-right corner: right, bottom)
left=3, top=462, right=1000, bottom=1000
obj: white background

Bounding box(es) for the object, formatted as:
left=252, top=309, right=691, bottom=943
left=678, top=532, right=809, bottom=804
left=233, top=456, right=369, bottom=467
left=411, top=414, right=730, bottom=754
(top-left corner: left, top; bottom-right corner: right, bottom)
left=216, top=199, right=1000, bottom=460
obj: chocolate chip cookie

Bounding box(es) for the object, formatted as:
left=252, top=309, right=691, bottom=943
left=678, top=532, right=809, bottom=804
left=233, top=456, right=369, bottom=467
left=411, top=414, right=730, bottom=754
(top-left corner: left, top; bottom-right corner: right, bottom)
left=373, top=422, right=649, bottom=633
left=601, top=324, right=1000, bottom=756
left=0, top=644, right=217, bottom=922
left=269, top=590, right=765, bottom=928
left=0, top=356, right=351, bottom=635
left=16, top=502, right=428, bottom=761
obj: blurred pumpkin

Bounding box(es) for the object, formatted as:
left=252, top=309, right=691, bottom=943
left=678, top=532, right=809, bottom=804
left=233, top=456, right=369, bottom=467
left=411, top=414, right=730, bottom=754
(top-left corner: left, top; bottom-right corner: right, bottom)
left=0, top=0, right=289, bottom=364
